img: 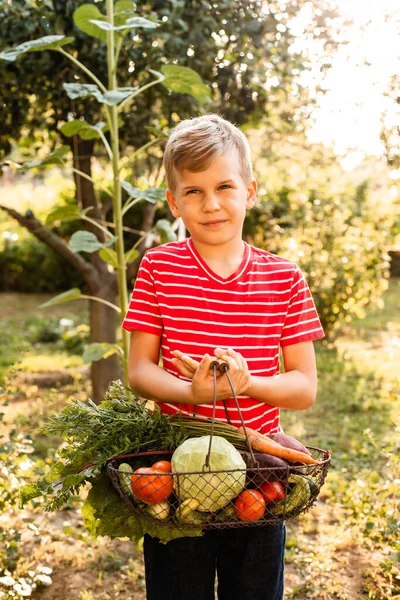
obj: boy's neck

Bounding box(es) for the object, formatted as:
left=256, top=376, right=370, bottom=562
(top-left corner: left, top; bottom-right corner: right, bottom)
left=190, top=237, right=245, bottom=265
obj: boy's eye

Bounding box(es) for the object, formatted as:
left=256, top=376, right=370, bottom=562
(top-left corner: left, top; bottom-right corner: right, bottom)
left=219, top=184, right=231, bottom=189
left=186, top=189, right=200, bottom=195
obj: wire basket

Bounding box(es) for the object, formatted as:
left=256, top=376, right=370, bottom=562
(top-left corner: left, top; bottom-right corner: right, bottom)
left=106, top=360, right=331, bottom=530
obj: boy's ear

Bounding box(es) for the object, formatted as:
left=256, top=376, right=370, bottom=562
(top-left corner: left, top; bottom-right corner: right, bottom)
left=166, top=189, right=181, bottom=218
left=246, top=179, right=257, bottom=209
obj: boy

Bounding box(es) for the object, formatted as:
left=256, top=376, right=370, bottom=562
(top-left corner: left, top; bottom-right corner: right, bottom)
left=122, top=114, right=324, bottom=600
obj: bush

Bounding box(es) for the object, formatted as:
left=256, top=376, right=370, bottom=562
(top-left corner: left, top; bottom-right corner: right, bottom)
left=246, top=184, right=392, bottom=337
left=61, top=324, right=90, bottom=355
left=0, top=236, right=84, bottom=292
left=26, top=316, right=61, bottom=343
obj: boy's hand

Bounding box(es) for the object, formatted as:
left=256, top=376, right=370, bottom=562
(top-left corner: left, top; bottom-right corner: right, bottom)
left=171, top=348, right=251, bottom=404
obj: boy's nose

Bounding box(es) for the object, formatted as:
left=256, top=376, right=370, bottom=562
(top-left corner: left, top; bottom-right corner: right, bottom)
left=202, top=194, right=221, bottom=212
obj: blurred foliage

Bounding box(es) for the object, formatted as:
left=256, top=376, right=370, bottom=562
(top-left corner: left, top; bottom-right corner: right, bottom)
left=62, top=323, right=90, bottom=355
left=0, top=235, right=84, bottom=292
left=243, top=137, right=396, bottom=338
left=0, top=0, right=339, bottom=168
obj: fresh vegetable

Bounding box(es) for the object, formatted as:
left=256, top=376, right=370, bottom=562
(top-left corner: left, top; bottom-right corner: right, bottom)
left=270, top=474, right=311, bottom=516
left=238, top=426, right=317, bottom=465
left=118, top=463, right=133, bottom=496
left=217, top=503, right=237, bottom=522
left=239, top=451, right=290, bottom=485
left=152, top=460, right=172, bottom=472
left=176, top=498, right=209, bottom=525
left=269, top=433, right=311, bottom=456
left=146, top=501, right=170, bottom=520
left=238, top=426, right=281, bottom=446
left=260, top=481, right=286, bottom=504
left=171, top=436, right=246, bottom=512
left=130, top=462, right=173, bottom=505
left=234, top=490, right=266, bottom=522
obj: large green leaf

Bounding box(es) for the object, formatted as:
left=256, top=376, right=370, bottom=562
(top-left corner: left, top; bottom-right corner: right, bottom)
left=120, top=181, right=165, bottom=203
left=60, top=120, right=106, bottom=140
left=82, top=343, right=122, bottom=364
left=23, top=145, right=70, bottom=169
left=63, top=83, right=137, bottom=106
left=73, top=5, right=108, bottom=42
left=46, top=205, right=81, bottom=226
left=0, top=35, right=74, bottom=62
left=155, top=219, right=177, bottom=244
left=39, top=288, right=82, bottom=309
left=161, top=65, right=211, bottom=103
left=70, top=231, right=117, bottom=254
left=89, top=16, right=158, bottom=32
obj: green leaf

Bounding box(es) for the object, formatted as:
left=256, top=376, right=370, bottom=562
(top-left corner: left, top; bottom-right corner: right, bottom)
left=70, top=231, right=117, bottom=254
left=101, top=88, right=138, bottom=106
left=82, top=472, right=144, bottom=540
left=120, top=181, right=165, bottom=203
left=155, top=219, right=177, bottom=244
left=124, top=247, right=139, bottom=264
left=23, top=145, right=70, bottom=169
left=63, top=83, right=137, bottom=106
left=161, top=65, right=211, bottom=103
left=63, top=83, right=103, bottom=101
left=99, top=247, right=119, bottom=269
left=19, top=484, right=43, bottom=508
left=89, top=16, right=158, bottom=32
left=82, top=343, right=122, bottom=364
left=60, top=120, right=106, bottom=140
left=39, top=288, right=82, bottom=309
left=114, top=0, right=137, bottom=18
left=73, top=5, right=108, bottom=42
left=45, top=205, right=81, bottom=226
left=0, top=35, right=74, bottom=62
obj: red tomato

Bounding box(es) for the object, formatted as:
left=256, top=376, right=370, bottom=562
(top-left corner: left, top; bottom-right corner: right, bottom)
left=152, top=460, right=172, bottom=473
left=234, top=490, right=266, bottom=522
left=130, top=465, right=173, bottom=505
left=260, top=482, right=286, bottom=504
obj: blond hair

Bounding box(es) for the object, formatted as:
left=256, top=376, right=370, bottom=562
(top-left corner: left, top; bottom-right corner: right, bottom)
left=163, top=114, right=253, bottom=192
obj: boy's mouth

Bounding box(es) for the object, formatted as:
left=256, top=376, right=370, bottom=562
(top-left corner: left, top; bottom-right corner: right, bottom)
left=201, top=219, right=227, bottom=228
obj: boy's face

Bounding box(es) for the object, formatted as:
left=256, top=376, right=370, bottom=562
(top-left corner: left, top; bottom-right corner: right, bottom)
left=166, top=150, right=257, bottom=251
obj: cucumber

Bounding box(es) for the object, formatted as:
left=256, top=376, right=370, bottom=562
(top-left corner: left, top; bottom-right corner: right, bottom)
left=118, top=463, right=133, bottom=496
left=269, top=474, right=311, bottom=516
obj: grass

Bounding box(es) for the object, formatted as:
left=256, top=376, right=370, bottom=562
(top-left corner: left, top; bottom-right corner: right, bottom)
left=281, top=279, right=400, bottom=599
left=0, top=293, right=88, bottom=383
left=0, top=282, right=399, bottom=599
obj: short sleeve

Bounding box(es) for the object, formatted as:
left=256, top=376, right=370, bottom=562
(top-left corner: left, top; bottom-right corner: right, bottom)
left=280, top=267, right=324, bottom=347
left=121, top=254, right=163, bottom=336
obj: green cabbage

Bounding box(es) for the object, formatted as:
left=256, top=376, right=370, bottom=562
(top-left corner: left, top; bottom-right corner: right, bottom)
left=171, top=436, right=246, bottom=512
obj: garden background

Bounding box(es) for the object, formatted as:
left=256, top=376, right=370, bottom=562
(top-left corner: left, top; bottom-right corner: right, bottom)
left=0, top=0, right=399, bottom=598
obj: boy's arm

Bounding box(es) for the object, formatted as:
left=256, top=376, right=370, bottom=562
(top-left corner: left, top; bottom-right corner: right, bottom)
left=128, top=330, right=195, bottom=404
left=242, top=341, right=317, bottom=410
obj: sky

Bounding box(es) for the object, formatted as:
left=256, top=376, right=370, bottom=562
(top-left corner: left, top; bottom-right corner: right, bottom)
left=291, top=0, right=400, bottom=169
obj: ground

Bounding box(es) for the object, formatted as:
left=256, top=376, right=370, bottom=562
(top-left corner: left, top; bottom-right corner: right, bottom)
left=1, top=280, right=399, bottom=599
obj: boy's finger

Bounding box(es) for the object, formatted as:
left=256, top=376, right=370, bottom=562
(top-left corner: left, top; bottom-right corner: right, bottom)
left=226, top=347, right=248, bottom=371
left=171, top=358, right=195, bottom=379
left=172, top=351, right=199, bottom=371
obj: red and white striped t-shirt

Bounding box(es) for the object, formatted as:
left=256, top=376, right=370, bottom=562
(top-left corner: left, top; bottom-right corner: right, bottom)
left=122, top=238, right=324, bottom=434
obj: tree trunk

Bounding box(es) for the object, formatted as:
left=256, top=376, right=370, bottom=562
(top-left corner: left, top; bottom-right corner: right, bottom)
left=72, top=136, right=122, bottom=402
left=87, top=276, right=122, bottom=403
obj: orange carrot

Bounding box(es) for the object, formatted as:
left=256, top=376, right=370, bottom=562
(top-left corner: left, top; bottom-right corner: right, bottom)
left=237, top=426, right=282, bottom=447
left=238, top=426, right=317, bottom=465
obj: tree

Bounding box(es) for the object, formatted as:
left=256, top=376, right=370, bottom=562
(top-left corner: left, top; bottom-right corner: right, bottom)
left=0, top=0, right=339, bottom=400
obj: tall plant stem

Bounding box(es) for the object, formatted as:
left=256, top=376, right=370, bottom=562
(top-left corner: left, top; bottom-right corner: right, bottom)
left=107, top=0, right=129, bottom=385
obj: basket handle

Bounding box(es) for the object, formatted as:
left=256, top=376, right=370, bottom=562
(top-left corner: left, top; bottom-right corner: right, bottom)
left=204, top=361, right=258, bottom=469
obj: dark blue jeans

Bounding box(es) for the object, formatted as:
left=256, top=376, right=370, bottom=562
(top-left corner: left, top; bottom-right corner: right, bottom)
left=143, top=523, right=285, bottom=600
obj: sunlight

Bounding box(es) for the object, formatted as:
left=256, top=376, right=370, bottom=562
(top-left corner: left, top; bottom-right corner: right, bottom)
left=303, top=0, right=400, bottom=164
